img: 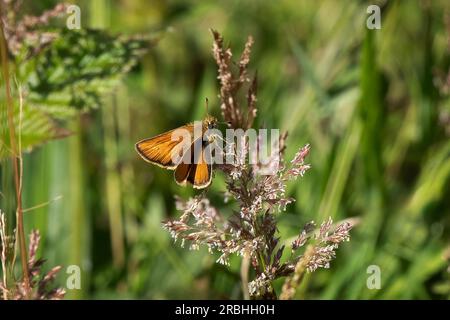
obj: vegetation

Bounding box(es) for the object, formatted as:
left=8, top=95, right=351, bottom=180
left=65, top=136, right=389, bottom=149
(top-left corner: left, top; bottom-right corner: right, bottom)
left=0, top=0, right=449, bottom=299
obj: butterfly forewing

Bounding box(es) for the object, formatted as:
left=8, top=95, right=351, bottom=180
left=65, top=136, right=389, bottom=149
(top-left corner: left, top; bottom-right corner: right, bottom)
left=135, top=124, right=194, bottom=169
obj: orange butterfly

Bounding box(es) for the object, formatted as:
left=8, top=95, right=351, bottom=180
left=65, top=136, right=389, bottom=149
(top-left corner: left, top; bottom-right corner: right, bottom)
left=135, top=115, right=218, bottom=189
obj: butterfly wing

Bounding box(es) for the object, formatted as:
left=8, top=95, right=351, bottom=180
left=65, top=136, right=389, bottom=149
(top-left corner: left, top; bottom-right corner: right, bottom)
left=189, top=156, right=212, bottom=189
left=174, top=138, right=212, bottom=189
left=174, top=162, right=191, bottom=186
left=135, top=124, right=194, bottom=170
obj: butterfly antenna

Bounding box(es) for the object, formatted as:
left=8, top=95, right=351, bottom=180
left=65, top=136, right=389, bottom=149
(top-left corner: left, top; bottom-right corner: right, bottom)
left=205, top=97, right=210, bottom=116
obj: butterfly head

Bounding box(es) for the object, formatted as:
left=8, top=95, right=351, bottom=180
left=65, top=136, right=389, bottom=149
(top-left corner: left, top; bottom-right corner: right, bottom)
left=203, top=115, right=218, bottom=130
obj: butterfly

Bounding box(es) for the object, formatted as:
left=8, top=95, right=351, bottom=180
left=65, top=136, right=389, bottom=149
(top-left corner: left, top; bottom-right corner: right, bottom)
left=135, top=115, right=219, bottom=189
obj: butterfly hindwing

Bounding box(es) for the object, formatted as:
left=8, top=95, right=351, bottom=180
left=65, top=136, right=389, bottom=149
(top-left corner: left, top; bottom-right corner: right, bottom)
left=174, top=138, right=212, bottom=189
left=188, top=139, right=212, bottom=189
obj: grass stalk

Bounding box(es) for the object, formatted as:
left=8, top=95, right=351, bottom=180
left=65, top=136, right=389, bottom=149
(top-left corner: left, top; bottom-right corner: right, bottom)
left=0, top=9, right=30, bottom=297
left=90, top=0, right=125, bottom=268
left=240, top=252, right=250, bottom=300
left=280, top=245, right=315, bottom=300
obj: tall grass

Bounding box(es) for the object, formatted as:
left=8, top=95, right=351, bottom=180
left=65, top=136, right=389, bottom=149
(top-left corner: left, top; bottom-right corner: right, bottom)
left=0, top=6, right=30, bottom=296
left=1, top=0, right=449, bottom=299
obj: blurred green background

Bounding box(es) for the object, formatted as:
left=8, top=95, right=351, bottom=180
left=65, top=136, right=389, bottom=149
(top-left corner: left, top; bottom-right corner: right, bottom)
left=2, top=0, right=450, bottom=299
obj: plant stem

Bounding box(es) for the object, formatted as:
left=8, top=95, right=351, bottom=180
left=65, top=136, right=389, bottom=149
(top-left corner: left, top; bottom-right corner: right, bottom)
left=91, top=0, right=125, bottom=269
left=0, top=212, right=9, bottom=299
left=240, top=251, right=250, bottom=300
left=255, top=250, right=277, bottom=300
left=0, top=10, right=30, bottom=297
left=280, top=245, right=314, bottom=300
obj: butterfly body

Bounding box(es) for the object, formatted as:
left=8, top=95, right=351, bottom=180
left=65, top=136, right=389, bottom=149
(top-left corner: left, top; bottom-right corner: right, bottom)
left=135, top=116, right=218, bottom=189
